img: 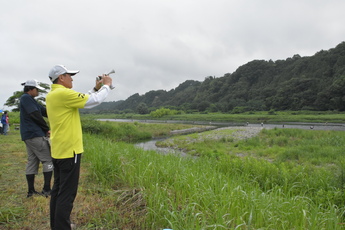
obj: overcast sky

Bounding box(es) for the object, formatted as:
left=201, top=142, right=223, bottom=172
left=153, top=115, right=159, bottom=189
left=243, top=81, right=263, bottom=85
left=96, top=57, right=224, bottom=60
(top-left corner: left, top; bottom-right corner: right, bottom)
left=1, top=0, right=344, bottom=110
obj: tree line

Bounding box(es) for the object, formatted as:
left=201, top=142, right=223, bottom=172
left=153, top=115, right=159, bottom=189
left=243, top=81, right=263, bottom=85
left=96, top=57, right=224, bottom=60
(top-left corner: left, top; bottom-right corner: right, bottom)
left=84, top=41, right=345, bottom=114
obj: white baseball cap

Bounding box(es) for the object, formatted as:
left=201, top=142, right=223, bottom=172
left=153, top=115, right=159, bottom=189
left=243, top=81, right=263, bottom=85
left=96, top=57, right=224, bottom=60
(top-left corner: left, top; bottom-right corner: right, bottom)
left=21, top=79, right=44, bottom=90
left=48, top=65, right=79, bottom=82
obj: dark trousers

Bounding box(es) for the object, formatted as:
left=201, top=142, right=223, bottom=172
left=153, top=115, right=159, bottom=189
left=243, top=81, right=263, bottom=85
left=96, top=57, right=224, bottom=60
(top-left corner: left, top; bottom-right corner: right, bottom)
left=50, top=154, right=81, bottom=230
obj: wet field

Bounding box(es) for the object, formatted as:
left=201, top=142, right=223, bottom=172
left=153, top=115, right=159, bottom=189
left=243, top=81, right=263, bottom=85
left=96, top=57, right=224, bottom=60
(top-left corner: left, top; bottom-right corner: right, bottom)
left=99, top=119, right=345, bottom=154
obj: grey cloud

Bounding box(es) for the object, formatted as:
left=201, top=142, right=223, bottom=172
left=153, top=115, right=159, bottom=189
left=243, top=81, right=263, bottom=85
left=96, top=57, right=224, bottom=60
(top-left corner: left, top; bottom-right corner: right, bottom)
left=1, top=0, right=345, bottom=110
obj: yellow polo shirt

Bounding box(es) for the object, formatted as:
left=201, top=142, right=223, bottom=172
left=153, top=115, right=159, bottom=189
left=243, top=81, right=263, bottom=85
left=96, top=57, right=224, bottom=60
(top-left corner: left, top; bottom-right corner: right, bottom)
left=46, top=84, right=90, bottom=159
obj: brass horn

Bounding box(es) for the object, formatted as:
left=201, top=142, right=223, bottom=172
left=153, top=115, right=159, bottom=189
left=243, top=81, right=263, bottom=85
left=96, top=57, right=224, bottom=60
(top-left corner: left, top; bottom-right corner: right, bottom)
left=96, top=69, right=116, bottom=90
left=107, top=69, right=115, bottom=75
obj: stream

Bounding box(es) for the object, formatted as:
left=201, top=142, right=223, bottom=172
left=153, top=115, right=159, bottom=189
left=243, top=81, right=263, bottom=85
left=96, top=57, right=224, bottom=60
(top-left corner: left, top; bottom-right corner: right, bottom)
left=134, top=138, right=189, bottom=157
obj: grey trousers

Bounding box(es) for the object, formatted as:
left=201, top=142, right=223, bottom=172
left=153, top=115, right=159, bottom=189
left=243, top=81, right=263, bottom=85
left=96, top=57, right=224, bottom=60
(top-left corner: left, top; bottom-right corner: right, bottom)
left=25, top=136, right=53, bottom=174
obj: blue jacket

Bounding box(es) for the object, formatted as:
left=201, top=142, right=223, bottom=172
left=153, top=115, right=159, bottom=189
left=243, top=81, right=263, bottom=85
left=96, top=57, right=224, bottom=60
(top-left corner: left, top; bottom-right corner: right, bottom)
left=1, top=114, right=7, bottom=124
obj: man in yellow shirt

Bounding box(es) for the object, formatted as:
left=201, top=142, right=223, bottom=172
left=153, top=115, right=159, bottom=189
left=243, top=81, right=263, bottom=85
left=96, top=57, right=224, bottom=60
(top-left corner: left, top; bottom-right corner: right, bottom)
left=46, top=65, right=113, bottom=230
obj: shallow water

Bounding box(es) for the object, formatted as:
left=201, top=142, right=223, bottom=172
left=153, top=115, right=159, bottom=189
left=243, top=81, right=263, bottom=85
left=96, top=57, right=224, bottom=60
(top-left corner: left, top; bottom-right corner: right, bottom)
left=134, top=138, right=188, bottom=157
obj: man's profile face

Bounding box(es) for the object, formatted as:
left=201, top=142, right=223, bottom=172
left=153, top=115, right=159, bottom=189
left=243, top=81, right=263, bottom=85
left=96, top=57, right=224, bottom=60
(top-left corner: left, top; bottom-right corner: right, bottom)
left=28, top=87, right=39, bottom=97
left=33, top=88, right=39, bottom=97
left=61, top=73, right=73, bottom=89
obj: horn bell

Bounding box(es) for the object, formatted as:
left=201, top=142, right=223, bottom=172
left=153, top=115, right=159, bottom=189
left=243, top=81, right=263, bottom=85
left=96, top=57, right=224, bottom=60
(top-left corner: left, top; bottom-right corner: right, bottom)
left=107, top=69, right=115, bottom=75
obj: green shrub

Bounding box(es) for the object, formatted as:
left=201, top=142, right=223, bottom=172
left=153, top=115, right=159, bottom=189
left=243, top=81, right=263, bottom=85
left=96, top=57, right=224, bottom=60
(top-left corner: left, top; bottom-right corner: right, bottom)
left=150, top=108, right=179, bottom=118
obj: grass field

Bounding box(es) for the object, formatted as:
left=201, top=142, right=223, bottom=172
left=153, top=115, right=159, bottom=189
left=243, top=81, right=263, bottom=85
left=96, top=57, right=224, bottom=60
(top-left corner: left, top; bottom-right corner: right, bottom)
left=2, top=118, right=345, bottom=229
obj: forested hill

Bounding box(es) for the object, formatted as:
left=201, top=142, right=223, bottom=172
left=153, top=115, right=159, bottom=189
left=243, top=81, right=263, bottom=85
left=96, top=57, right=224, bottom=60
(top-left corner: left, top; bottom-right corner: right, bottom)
left=85, top=41, right=345, bottom=114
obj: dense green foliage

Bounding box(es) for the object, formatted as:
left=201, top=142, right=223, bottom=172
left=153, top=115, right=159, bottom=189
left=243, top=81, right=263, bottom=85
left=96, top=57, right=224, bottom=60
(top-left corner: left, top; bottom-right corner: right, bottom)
left=150, top=108, right=180, bottom=118
left=84, top=42, right=345, bottom=114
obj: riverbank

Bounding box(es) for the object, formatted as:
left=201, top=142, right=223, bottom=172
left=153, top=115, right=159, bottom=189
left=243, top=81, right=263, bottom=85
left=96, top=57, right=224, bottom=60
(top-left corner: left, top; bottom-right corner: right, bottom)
left=89, top=110, right=345, bottom=124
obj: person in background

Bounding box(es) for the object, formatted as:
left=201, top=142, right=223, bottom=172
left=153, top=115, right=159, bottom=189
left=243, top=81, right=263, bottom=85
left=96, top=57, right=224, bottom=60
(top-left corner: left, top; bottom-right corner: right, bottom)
left=46, top=65, right=113, bottom=230
left=19, top=80, right=53, bottom=198
left=1, top=111, right=9, bottom=135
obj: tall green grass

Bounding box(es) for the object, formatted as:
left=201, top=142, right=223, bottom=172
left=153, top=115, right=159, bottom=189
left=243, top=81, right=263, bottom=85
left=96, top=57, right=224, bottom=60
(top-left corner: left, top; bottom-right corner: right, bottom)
left=83, top=131, right=345, bottom=229
left=81, top=118, right=201, bottom=142
left=81, top=119, right=152, bottom=142
left=159, top=128, right=345, bottom=207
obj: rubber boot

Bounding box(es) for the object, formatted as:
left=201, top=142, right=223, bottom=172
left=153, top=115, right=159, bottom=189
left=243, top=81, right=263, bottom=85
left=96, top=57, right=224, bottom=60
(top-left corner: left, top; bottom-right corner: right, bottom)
left=26, top=174, right=37, bottom=197
left=42, top=171, right=53, bottom=197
